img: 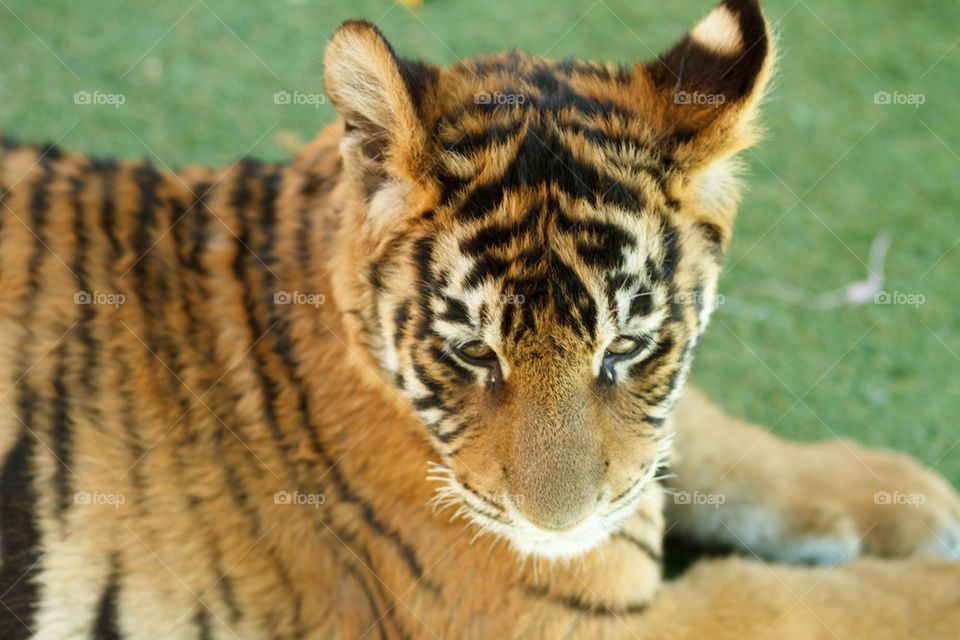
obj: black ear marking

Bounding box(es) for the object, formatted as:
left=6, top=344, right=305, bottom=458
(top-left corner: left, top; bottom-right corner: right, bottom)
left=648, top=0, right=770, bottom=104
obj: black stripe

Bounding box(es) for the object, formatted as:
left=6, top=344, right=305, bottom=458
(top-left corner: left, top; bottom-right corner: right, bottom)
left=91, top=159, right=123, bottom=258
left=230, top=157, right=309, bottom=636
left=344, top=564, right=388, bottom=640
left=0, top=182, right=8, bottom=243
left=396, top=58, right=437, bottom=121
left=0, top=149, right=59, bottom=640
left=168, top=180, right=247, bottom=629
left=456, top=480, right=506, bottom=516
left=194, top=604, right=213, bottom=640
left=188, top=182, right=213, bottom=275
left=628, top=335, right=675, bottom=380
left=92, top=556, right=122, bottom=639
left=411, top=356, right=448, bottom=400
left=270, top=309, right=436, bottom=590
left=552, top=256, right=597, bottom=340
left=428, top=345, right=473, bottom=385
left=642, top=414, right=667, bottom=428
left=439, top=296, right=471, bottom=326
left=447, top=121, right=643, bottom=220
left=440, top=120, right=524, bottom=156
left=26, top=151, right=57, bottom=292
left=462, top=254, right=511, bottom=290
left=50, top=363, right=73, bottom=517
left=132, top=162, right=162, bottom=262
left=556, top=58, right=632, bottom=83
left=574, top=239, right=624, bottom=270
left=367, top=257, right=387, bottom=292
left=615, top=531, right=663, bottom=563
left=436, top=417, right=475, bottom=447
left=695, top=221, right=726, bottom=260
left=628, top=287, right=654, bottom=319
left=392, top=300, right=411, bottom=351
left=295, top=167, right=335, bottom=273
left=659, top=224, right=681, bottom=283
left=412, top=395, right=443, bottom=411
left=412, top=237, right=439, bottom=344
left=459, top=201, right=539, bottom=256
left=555, top=207, right=636, bottom=247
left=605, top=272, right=637, bottom=313
left=526, top=584, right=649, bottom=616
left=210, top=422, right=303, bottom=636
left=341, top=558, right=411, bottom=640
left=73, top=166, right=100, bottom=391
left=231, top=160, right=293, bottom=461
left=0, top=432, right=40, bottom=639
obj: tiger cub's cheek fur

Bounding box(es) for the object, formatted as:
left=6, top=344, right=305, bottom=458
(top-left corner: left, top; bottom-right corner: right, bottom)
left=325, top=0, right=774, bottom=557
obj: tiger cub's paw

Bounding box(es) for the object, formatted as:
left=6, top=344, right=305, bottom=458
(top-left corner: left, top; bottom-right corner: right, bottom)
left=767, top=439, right=960, bottom=563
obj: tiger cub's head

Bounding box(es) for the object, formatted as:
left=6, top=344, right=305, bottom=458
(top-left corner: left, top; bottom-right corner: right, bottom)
left=324, top=0, right=774, bottom=559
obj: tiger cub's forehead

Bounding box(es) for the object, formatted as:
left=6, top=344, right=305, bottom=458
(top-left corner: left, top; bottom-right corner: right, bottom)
left=431, top=53, right=670, bottom=212
left=430, top=196, right=674, bottom=346
left=413, top=53, right=693, bottom=348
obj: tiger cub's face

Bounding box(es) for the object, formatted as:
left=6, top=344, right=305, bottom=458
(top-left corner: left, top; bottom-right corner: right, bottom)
left=325, top=0, right=773, bottom=559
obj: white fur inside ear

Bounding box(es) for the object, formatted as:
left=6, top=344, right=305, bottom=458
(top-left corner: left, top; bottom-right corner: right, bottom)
left=695, top=156, right=742, bottom=214
left=326, top=33, right=400, bottom=131
left=691, top=6, right=744, bottom=55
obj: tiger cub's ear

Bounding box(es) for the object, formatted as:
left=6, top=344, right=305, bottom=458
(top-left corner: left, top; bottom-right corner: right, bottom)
left=324, top=21, right=437, bottom=203
left=637, top=0, right=775, bottom=241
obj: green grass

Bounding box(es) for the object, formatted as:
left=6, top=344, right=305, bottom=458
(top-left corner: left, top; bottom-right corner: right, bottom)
left=2, top=0, right=958, bottom=482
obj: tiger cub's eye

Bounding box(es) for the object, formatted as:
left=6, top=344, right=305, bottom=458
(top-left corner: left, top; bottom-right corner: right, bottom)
left=605, top=336, right=642, bottom=357
left=456, top=340, right=496, bottom=364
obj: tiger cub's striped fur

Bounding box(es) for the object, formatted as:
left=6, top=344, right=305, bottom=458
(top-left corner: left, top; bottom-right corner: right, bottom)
left=3, top=1, right=960, bottom=638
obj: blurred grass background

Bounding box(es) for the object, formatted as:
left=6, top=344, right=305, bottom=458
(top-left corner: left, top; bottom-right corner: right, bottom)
left=1, top=0, right=958, bottom=482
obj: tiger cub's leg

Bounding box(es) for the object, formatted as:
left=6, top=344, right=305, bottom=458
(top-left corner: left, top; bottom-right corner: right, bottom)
left=664, top=387, right=960, bottom=564
left=517, top=538, right=960, bottom=638
left=615, top=555, right=960, bottom=640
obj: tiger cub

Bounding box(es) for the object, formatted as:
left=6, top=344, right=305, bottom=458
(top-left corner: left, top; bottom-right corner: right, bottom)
left=1, top=0, right=958, bottom=638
